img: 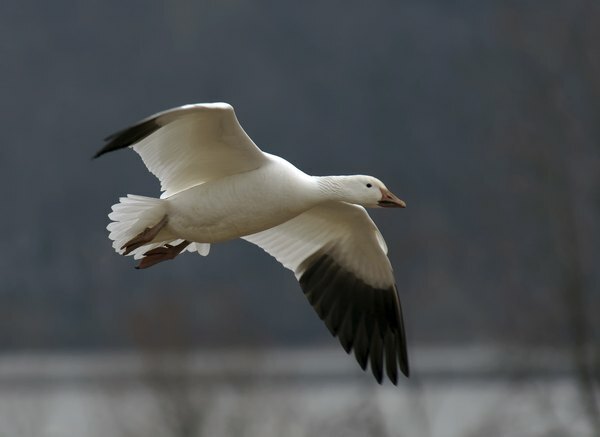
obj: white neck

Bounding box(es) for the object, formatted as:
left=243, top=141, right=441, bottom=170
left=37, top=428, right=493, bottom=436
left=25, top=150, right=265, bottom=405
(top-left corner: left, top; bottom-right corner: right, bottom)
left=315, top=176, right=353, bottom=202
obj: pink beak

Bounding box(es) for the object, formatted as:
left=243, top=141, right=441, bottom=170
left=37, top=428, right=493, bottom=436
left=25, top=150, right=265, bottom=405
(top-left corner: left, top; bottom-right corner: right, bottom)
left=378, top=188, right=407, bottom=208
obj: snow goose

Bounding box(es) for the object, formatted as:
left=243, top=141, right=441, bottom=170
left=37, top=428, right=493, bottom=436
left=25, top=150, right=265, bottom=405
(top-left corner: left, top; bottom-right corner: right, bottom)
left=95, top=103, right=409, bottom=383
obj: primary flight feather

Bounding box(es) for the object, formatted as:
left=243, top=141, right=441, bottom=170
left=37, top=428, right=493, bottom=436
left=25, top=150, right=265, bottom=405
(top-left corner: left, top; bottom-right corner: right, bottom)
left=95, top=102, right=409, bottom=383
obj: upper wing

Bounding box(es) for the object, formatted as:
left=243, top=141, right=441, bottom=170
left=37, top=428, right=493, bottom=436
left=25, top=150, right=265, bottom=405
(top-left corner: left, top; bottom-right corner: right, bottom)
left=95, top=103, right=268, bottom=198
left=242, top=202, right=409, bottom=384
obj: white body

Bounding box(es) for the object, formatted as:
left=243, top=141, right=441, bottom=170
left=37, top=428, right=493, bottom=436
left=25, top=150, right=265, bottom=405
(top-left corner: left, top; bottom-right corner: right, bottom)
left=165, top=154, right=318, bottom=243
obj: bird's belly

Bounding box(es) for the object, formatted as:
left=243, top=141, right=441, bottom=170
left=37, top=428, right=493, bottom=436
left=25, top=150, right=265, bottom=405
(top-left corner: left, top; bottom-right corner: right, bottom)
left=164, top=179, right=313, bottom=243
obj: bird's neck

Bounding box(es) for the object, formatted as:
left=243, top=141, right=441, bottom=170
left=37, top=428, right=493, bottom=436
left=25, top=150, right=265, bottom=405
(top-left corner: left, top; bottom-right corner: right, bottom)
left=315, top=176, right=353, bottom=202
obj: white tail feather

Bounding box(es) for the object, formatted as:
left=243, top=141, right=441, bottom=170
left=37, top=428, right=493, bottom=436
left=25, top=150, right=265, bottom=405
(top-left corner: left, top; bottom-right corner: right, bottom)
left=107, top=194, right=169, bottom=256
left=107, top=194, right=211, bottom=258
left=185, top=242, right=211, bottom=256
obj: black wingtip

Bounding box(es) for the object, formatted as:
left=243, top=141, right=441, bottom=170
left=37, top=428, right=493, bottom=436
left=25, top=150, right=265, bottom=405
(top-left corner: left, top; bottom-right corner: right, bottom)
left=93, top=116, right=163, bottom=159
left=92, top=138, right=130, bottom=159
left=373, top=369, right=385, bottom=385
left=298, top=253, right=410, bottom=386
left=401, top=365, right=410, bottom=378
left=401, top=340, right=410, bottom=377
left=92, top=140, right=125, bottom=159
left=398, top=340, right=410, bottom=378
left=401, top=360, right=410, bottom=378
left=92, top=148, right=107, bottom=159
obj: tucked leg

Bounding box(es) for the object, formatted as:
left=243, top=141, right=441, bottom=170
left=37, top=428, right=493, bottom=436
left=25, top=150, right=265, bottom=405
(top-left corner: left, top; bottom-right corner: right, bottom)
left=121, top=215, right=169, bottom=255
left=136, top=240, right=191, bottom=269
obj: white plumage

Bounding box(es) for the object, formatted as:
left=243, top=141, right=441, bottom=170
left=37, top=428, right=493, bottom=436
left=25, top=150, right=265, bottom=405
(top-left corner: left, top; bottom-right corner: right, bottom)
left=96, top=102, right=409, bottom=384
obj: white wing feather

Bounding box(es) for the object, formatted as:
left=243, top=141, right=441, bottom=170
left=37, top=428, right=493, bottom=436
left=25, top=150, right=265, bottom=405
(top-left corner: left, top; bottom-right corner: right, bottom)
left=242, top=202, right=394, bottom=289
left=110, top=103, right=268, bottom=198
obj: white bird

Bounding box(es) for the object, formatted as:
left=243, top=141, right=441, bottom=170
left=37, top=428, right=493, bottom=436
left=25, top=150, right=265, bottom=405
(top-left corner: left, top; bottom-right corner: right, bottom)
left=95, top=102, right=409, bottom=383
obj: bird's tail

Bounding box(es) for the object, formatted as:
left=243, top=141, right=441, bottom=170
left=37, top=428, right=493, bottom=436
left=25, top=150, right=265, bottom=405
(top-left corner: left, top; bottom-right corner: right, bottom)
left=106, top=194, right=211, bottom=259
left=107, top=194, right=171, bottom=258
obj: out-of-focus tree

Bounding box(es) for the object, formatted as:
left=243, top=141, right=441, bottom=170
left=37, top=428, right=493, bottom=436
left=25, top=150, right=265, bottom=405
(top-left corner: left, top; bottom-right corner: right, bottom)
left=493, top=0, right=600, bottom=434
left=122, top=297, right=210, bottom=437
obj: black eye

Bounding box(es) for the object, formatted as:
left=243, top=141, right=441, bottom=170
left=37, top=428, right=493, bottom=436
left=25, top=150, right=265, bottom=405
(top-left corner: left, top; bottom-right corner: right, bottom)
left=366, top=183, right=372, bottom=188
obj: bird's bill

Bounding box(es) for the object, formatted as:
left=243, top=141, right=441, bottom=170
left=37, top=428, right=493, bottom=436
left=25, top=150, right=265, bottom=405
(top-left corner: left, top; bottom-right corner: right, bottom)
left=378, top=188, right=406, bottom=208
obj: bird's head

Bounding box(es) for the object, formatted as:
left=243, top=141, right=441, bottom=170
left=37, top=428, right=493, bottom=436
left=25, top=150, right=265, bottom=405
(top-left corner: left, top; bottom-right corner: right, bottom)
left=340, top=175, right=406, bottom=209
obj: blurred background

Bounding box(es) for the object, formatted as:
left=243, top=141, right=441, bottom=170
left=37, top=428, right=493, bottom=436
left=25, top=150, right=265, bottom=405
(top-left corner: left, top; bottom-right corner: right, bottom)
left=1, top=0, right=599, bottom=436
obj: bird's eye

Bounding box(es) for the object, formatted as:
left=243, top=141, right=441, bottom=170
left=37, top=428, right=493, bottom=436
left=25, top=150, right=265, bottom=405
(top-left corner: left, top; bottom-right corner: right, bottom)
left=366, top=183, right=372, bottom=188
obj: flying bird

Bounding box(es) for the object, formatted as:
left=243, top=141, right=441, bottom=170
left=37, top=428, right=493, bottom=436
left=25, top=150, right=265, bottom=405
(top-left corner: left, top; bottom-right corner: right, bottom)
left=95, top=103, right=409, bottom=383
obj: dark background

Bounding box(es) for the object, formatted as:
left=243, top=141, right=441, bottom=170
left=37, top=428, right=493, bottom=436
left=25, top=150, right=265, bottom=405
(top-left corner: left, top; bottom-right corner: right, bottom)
left=1, top=0, right=598, bottom=360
